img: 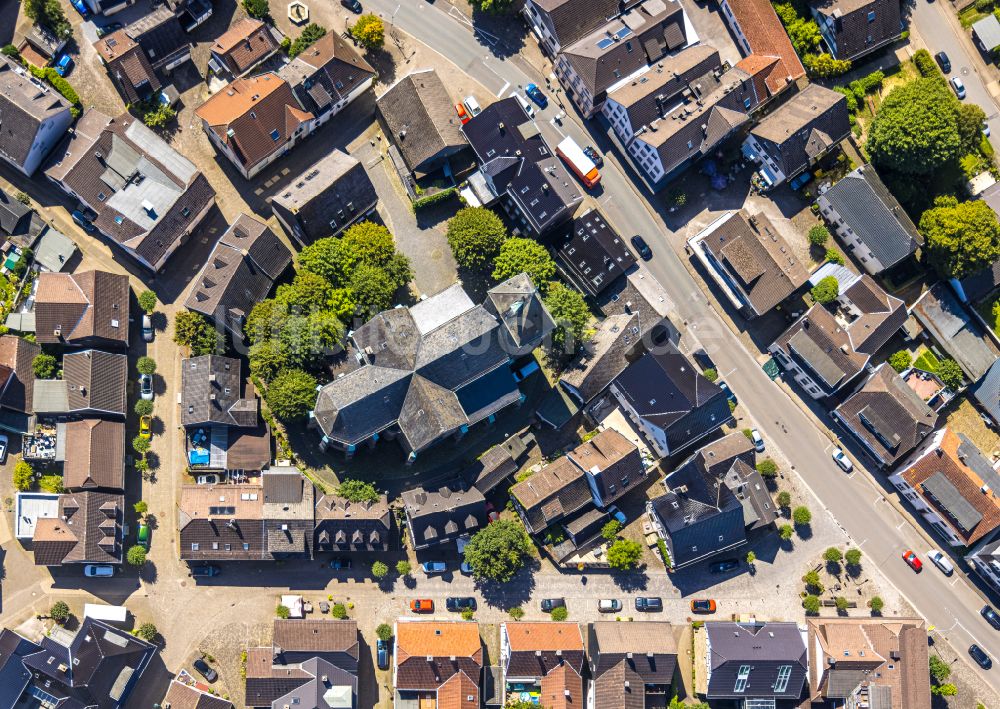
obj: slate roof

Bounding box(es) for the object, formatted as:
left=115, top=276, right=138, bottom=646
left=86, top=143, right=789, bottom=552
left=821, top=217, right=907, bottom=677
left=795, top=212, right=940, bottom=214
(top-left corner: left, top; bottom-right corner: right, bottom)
left=108, top=6, right=189, bottom=71
left=693, top=210, right=808, bottom=315
left=211, top=18, right=279, bottom=76
left=185, top=214, right=291, bottom=332
left=611, top=350, right=730, bottom=452
left=395, top=621, right=482, bottom=696
left=810, top=0, right=902, bottom=60
left=181, top=355, right=258, bottom=428
left=973, top=358, right=1000, bottom=424
left=465, top=433, right=532, bottom=494
left=555, top=209, right=636, bottom=298
left=835, top=363, right=938, bottom=468
left=32, top=492, right=123, bottom=565
left=63, top=419, right=125, bottom=491
left=597, top=268, right=673, bottom=337
left=750, top=84, right=850, bottom=178
left=0, top=334, right=39, bottom=414
left=0, top=629, right=38, bottom=709
left=34, top=270, right=130, bottom=348
left=195, top=74, right=314, bottom=174
left=271, top=150, right=378, bottom=244
left=566, top=428, right=643, bottom=506
left=530, top=0, right=621, bottom=48
left=401, top=480, right=487, bottom=547
left=44, top=111, right=216, bottom=271
left=720, top=0, right=806, bottom=92
left=376, top=69, right=468, bottom=175
left=912, top=282, right=1000, bottom=382
left=957, top=258, right=1000, bottom=304
left=58, top=350, right=128, bottom=417
left=314, top=493, right=391, bottom=551
left=511, top=456, right=594, bottom=533
left=277, top=31, right=375, bottom=116
left=819, top=166, right=921, bottom=270
left=0, top=187, right=46, bottom=247
left=973, top=14, right=1000, bottom=50
left=807, top=617, right=931, bottom=709
left=0, top=55, right=71, bottom=174
left=560, top=313, right=641, bottom=404
left=705, top=622, right=808, bottom=700
left=589, top=621, right=678, bottom=708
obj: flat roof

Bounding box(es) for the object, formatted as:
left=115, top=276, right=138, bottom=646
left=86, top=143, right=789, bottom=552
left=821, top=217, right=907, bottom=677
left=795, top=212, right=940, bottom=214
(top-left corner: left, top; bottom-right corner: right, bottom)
left=15, top=491, right=60, bottom=539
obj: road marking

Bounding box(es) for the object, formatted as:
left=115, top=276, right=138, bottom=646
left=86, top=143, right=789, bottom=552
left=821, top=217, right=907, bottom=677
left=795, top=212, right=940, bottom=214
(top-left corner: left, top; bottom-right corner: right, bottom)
left=496, top=80, right=510, bottom=98
left=548, top=118, right=565, bottom=137
left=872, top=495, right=882, bottom=505
left=896, top=521, right=906, bottom=530
left=857, top=538, right=867, bottom=547
left=951, top=577, right=961, bottom=586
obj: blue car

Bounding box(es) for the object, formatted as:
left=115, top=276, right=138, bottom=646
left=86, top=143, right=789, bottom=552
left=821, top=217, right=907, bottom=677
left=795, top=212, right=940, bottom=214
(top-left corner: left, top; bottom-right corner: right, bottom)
left=70, top=0, right=90, bottom=18
left=525, top=83, right=548, bottom=109
left=71, top=210, right=96, bottom=233
left=376, top=638, right=389, bottom=669
left=54, top=54, right=74, bottom=77
left=789, top=171, right=813, bottom=190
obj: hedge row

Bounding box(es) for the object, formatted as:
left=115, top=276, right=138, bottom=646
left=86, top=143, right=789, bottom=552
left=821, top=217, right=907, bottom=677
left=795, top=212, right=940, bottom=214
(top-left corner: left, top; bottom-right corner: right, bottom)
left=29, top=64, right=81, bottom=117
left=412, top=186, right=457, bottom=211
left=914, top=49, right=941, bottom=79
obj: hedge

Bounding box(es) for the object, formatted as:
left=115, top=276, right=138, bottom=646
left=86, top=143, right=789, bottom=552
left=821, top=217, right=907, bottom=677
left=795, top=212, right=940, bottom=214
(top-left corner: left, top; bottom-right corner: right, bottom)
left=412, top=187, right=457, bottom=211
left=29, top=64, right=81, bottom=117
left=914, top=49, right=940, bottom=79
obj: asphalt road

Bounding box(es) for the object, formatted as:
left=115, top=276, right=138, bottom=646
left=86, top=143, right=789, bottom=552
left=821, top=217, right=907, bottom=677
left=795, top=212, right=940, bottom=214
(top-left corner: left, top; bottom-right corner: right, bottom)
left=368, top=0, right=1000, bottom=687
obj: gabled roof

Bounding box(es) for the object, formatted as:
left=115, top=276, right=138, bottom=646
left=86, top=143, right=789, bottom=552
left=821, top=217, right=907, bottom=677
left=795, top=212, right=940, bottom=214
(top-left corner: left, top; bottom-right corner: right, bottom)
left=482, top=272, right=555, bottom=352
left=597, top=268, right=673, bottom=337
left=560, top=313, right=640, bottom=404
left=314, top=493, right=391, bottom=551
left=810, top=0, right=901, bottom=60
left=181, top=355, right=258, bottom=428
left=32, top=491, right=123, bottom=565
left=589, top=621, right=677, bottom=708
left=94, top=30, right=161, bottom=104
left=911, top=282, right=1000, bottom=382
left=278, top=31, right=375, bottom=116
left=0, top=187, right=46, bottom=245
left=531, top=0, right=621, bottom=47
left=395, top=621, right=482, bottom=694
left=720, top=0, right=805, bottom=91
left=63, top=419, right=125, bottom=491
left=401, top=480, right=486, bottom=545
left=0, top=334, right=39, bottom=414
left=504, top=622, right=585, bottom=686
left=0, top=56, right=70, bottom=174
left=59, top=350, right=128, bottom=416
left=566, top=428, right=643, bottom=505
left=705, top=622, right=807, bottom=699
left=555, top=209, right=636, bottom=298
left=750, top=84, right=850, bottom=176
left=210, top=18, right=279, bottom=76
left=34, top=270, right=130, bottom=347
left=164, top=676, right=234, bottom=709
left=511, top=456, right=594, bottom=533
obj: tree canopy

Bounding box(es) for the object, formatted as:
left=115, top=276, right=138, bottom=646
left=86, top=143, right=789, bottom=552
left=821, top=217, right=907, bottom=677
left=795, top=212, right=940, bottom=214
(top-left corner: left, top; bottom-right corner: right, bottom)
left=463, top=519, right=534, bottom=582
left=446, top=207, right=508, bottom=270
left=919, top=195, right=1000, bottom=279
left=137, top=290, right=158, bottom=314
left=606, top=538, right=643, bottom=570
left=335, top=479, right=380, bottom=503
left=33, top=353, right=57, bottom=379
left=242, top=0, right=269, bottom=17
left=264, top=368, right=319, bottom=421
left=492, top=237, right=556, bottom=287
left=351, top=14, right=385, bottom=50
left=173, top=312, right=222, bottom=356
left=811, top=276, right=839, bottom=304
left=543, top=282, right=592, bottom=354
left=936, top=358, right=964, bottom=390
left=126, top=545, right=147, bottom=566
left=467, top=0, right=513, bottom=12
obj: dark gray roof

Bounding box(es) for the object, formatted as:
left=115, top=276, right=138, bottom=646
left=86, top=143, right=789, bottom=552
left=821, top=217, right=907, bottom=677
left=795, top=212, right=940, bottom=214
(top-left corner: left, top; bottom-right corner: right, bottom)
left=973, top=358, right=1000, bottom=423
left=921, top=471, right=983, bottom=532
left=555, top=209, right=636, bottom=298
left=820, top=166, right=920, bottom=270
left=483, top=272, right=555, bottom=353
left=0, top=629, right=34, bottom=709
left=277, top=31, right=376, bottom=117
left=957, top=257, right=1000, bottom=304
left=912, top=282, right=1000, bottom=381
left=0, top=188, right=46, bottom=246
left=401, top=480, right=486, bottom=547
left=532, top=0, right=620, bottom=47
left=124, top=6, right=190, bottom=70
left=705, top=622, right=807, bottom=700
left=0, top=56, right=71, bottom=174
left=181, top=355, right=258, bottom=427
left=810, top=0, right=901, bottom=60
left=62, top=350, right=128, bottom=416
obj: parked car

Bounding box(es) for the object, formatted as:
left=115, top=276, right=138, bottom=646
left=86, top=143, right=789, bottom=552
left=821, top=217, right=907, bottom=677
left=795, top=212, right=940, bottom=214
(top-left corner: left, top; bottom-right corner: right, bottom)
left=901, top=549, right=923, bottom=572
left=139, top=373, right=153, bottom=401
left=446, top=597, right=477, bottom=611
left=422, top=561, right=447, bottom=574
left=540, top=598, right=565, bottom=612
left=463, top=95, right=482, bottom=117
left=831, top=447, right=853, bottom=472
left=137, top=522, right=150, bottom=550
left=71, top=210, right=96, bottom=233
left=598, top=599, right=622, bottom=613
left=139, top=415, right=152, bottom=440
left=750, top=428, right=764, bottom=452
left=788, top=171, right=813, bottom=190
left=190, top=564, right=220, bottom=578
left=982, top=605, right=1000, bottom=630
left=985, top=121, right=992, bottom=138
left=84, top=564, right=114, bottom=577
left=196, top=474, right=219, bottom=485
left=635, top=597, right=663, bottom=612
left=631, top=234, right=652, bottom=260
left=935, top=51, right=951, bottom=73
left=193, top=658, right=217, bottom=682
left=376, top=638, right=390, bottom=669
left=485, top=501, right=499, bottom=523
left=950, top=76, right=966, bottom=99
left=718, top=381, right=737, bottom=406
left=54, top=54, right=74, bottom=77
left=410, top=599, right=434, bottom=613
left=710, top=558, right=739, bottom=573
left=329, top=558, right=352, bottom=570
left=525, top=83, right=548, bottom=108
left=455, top=103, right=470, bottom=125
left=583, top=145, right=604, bottom=167
left=0, top=433, right=9, bottom=464
left=460, top=561, right=473, bottom=574
left=340, top=0, right=362, bottom=11
left=142, top=314, right=154, bottom=342
left=606, top=505, right=627, bottom=525
left=927, top=549, right=954, bottom=575
left=691, top=599, right=717, bottom=613
left=96, top=21, right=122, bottom=37
left=970, top=643, right=993, bottom=669
left=70, top=0, right=90, bottom=18
left=515, top=92, right=534, bottom=117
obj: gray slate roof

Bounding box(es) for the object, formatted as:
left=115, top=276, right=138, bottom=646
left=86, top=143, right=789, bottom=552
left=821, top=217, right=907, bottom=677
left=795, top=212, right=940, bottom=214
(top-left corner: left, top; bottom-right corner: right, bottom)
left=705, top=621, right=808, bottom=700
left=181, top=355, right=258, bottom=428
left=0, top=56, right=71, bottom=174
left=531, top=0, right=621, bottom=47
left=974, top=14, right=1000, bottom=50
left=555, top=209, right=636, bottom=298
left=912, top=282, right=1000, bottom=381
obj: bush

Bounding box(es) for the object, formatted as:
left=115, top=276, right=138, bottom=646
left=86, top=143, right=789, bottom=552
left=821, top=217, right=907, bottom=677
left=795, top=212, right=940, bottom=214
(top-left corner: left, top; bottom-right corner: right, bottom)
left=888, top=350, right=912, bottom=373
left=41, top=69, right=80, bottom=112
left=756, top=459, right=778, bottom=477
left=914, top=49, right=940, bottom=78
left=805, top=52, right=851, bottom=78
left=835, top=596, right=850, bottom=612
left=607, top=538, right=643, bottom=570
left=802, top=595, right=821, bottom=614
left=657, top=538, right=672, bottom=567
left=39, top=475, right=63, bottom=493
left=937, top=358, right=964, bottom=389
left=509, top=606, right=525, bottom=620
left=134, top=500, right=149, bottom=517
left=371, top=561, right=389, bottom=579
left=550, top=606, right=568, bottom=621
left=929, top=654, right=952, bottom=683
left=242, top=0, right=270, bottom=18
left=265, top=368, right=318, bottom=421
left=376, top=623, right=393, bottom=641
left=824, top=547, right=843, bottom=563
left=932, top=683, right=957, bottom=697
left=1, top=45, right=20, bottom=60
left=173, top=311, right=220, bottom=356
left=811, top=275, right=840, bottom=304
left=601, top=519, right=622, bottom=541
left=807, top=224, right=830, bottom=247
left=126, top=545, right=147, bottom=566
left=396, top=560, right=411, bottom=576
left=793, top=506, right=812, bottom=526
left=845, top=548, right=862, bottom=567
left=833, top=86, right=858, bottom=113
left=335, top=479, right=379, bottom=503
left=776, top=491, right=792, bottom=508
left=702, top=367, right=718, bottom=382
left=778, top=524, right=794, bottom=540
left=50, top=601, right=70, bottom=622
left=412, top=187, right=457, bottom=211
left=869, top=595, right=884, bottom=614
left=276, top=604, right=290, bottom=619
left=746, top=550, right=756, bottom=565
left=977, top=0, right=993, bottom=10
left=132, top=435, right=151, bottom=456
left=33, top=353, right=57, bottom=379
left=13, top=460, right=33, bottom=491
left=461, top=607, right=475, bottom=621
left=136, top=356, right=157, bottom=376
left=825, top=248, right=845, bottom=265
left=141, top=102, right=175, bottom=129
left=331, top=603, right=347, bottom=619
left=135, top=399, right=154, bottom=417
left=280, top=36, right=292, bottom=53
left=136, top=622, right=157, bottom=641
left=803, top=569, right=824, bottom=593
left=289, top=23, right=327, bottom=58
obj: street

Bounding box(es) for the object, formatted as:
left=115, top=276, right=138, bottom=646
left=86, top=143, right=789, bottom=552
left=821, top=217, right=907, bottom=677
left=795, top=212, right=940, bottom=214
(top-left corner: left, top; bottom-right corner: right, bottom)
left=364, top=0, right=1000, bottom=688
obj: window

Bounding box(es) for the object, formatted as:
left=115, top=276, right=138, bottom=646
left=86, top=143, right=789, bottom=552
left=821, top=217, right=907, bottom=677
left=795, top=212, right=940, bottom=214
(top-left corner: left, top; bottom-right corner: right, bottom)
left=243, top=543, right=250, bottom=550
left=774, top=665, right=792, bottom=693
left=867, top=10, right=876, bottom=21
left=249, top=111, right=257, bottom=119
left=181, top=206, right=191, bottom=217
left=98, top=192, right=107, bottom=201
left=270, top=129, right=280, bottom=141
left=734, top=665, right=751, bottom=693
left=191, top=543, right=200, bottom=551
left=114, top=215, right=124, bottom=224
left=744, top=97, right=752, bottom=109
left=626, top=41, right=633, bottom=53
left=212, top=542, right=219, bottom=550
left=329, top=217, right=338, bottom=229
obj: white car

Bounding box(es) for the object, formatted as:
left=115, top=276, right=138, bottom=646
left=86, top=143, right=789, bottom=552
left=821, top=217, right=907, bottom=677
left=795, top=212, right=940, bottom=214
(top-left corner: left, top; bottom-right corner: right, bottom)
left=463, top=95, right=482, bottom=117
left=84, top=564, right=114, bottom=577
left=598, top=599, right=622, bottom=613
left=984, top=121, right=991, bottom=138
left=515, top=92, right=534, bottom=117
left=831, top=447, right=853, bottom=472
left=142, top=314, right=154, bottom=342
left=139, top=373, right=153, bottom=401
left=197, top=474, right=219, bottom=485
left=950, top=76, right=966, bottom=99
left=750, top=428, right=765, bottom=453
left=927, top=549, right=955, bottom=575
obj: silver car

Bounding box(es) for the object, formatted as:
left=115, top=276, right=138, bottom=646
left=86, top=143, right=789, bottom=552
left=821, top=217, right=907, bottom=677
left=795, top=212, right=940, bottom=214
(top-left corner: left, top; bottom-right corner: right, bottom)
left=927, top=549, right=954, bottom=575
left=139, top=373, right=153, bottom=400
left=142, top=314, right=153, bottom=342
left=950, top=76, right=966, bottom=99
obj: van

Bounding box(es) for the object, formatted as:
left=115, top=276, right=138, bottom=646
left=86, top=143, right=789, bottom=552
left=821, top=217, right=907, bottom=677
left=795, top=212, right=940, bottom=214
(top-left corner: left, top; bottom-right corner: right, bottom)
left=515, top=92, right=534, bottom=117
left=463, top=95, right=482, bottom=117
left=927, top=549, right=954, bottom=575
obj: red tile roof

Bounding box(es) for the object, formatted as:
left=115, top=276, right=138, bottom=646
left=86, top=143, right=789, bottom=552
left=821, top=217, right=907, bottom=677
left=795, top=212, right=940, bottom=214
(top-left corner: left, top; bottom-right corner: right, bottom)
left=724, top=0, right=805, bottom=93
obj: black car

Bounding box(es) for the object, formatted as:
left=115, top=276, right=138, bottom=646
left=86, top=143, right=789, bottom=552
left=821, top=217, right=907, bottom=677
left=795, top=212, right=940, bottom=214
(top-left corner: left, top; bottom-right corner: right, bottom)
left=710, top=558, right=740, bottom=573
left=935, top=51, right=951, bottom=73
left=340, top=0, right=362, bottom=11
left=446, top=597, right=477, bottom=611
left=634, top=597, right=663, bottom=612
left=631, top=235, right=652, bottom=260
left=983, top=605, right=1000, bottom=630
left=96, top=21, right=122, bottom=37
left=193, top=658, right=218, bottom=682
left=583, top=145, right=604, bottom=168
left=540, top=598, right=566, bottom=612
left=970, top=643, right=993, bottom=669
left=190, top=564, right=220, bottom=578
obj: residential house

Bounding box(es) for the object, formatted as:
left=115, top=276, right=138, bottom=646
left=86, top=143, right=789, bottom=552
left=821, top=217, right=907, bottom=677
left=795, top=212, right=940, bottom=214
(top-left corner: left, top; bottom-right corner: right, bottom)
left=277, top=31, right=376, bottom=129
left=967, top=533, right=1000, bottom=594
left=703, top=621, right=808, bottom=705
left=769, top=266, right=907, bottom=399
left=32, top=491, right=124, bottom=566
left=0, top=617, right=156, bottom=709
left=0, top=334, right=40, bottom=432
left=521, top=0, right=622, bottom=56
left=271, top=150, right=378, bottom=246
left=973, top=358, right=1000, bottom=426
left=208, top=18, right=281, bottom=79
left=163, top=673, right=234, bottom=709
left=559, top=313, right=643, bottom=405
left=178, top=465, right=315, bottom=561
left=195, top=73, right=315, bottom=179
left=553, top=208, right=636, bottom=298
left=314, top=492, right=391, bottom=552
left=401, top=480, right=487, bottom=550
left=184, top=215, right=292, bottom=338
left=608, top=350, right=731, bottom=458
left=465, top=433, right=534, bottom=495
left=33, top=350, right=128, bottom=418
left=890, top=428, right=1000, bottom=549
left=588, top=621, right=678, bottom=707
left=33, top=270, right=130, bottom=349
left=810, top=0, right=902, bottom=62
left=953, top=257, right=1000, bottom=305
left=596, top=268, right=675, bottom=339
left=807, top=617, right=931, bottom=709
left=567, top=428, right=645, bottom=508
left=0, top=187, right=47, bottom=249
left=245, top=619, right=358, bottom=709
left=166, top=0, right=213, bottom=31
left=45, top=110, right=217, bottom=271
left=0, top=56, right=73, bottom=177
left=376, top=69, right=469, bottom=178
left=647, top=432, right=775, bottom=568
left=718, top=0, right=806, bottom=91
left=688, top=210, right=808, bottom=318
left=973, top=14, right=1000, bottom=53
left=911, top=282, right=1000, bottom=383
left=393, top=620, right=483, bottom=709
left=833, top=363, right=938, bottom=469
left=500, top=622, right=585, bottom=707
left=817, top=166, right=921, bottom=274
left=311, top=275, right=552, bottom=459
left=742, top=84, right=851, bottom=189
left=62, top=419, right=126, bottom=491
left=33, top=228, right=79, bottom=273
left=554, top=0, right=689, bottom=118
left=462, top=97, right=583, bottom=237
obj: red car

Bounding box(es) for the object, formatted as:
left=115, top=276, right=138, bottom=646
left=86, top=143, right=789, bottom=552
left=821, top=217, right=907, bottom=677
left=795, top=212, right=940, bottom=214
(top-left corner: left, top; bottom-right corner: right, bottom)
left=902, top=550, right=923, bottom=572
left=410, top=599, right=434, bottom=613
left=455, top=103, right=470, bottom=125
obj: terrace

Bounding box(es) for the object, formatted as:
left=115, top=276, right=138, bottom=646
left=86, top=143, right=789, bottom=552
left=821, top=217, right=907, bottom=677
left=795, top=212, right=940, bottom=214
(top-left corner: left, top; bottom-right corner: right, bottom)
left=187, top=426, right=227, bottom=469
left=22, top=421, right=61, bottom=461
left=15, top=491, right=59, bottom=539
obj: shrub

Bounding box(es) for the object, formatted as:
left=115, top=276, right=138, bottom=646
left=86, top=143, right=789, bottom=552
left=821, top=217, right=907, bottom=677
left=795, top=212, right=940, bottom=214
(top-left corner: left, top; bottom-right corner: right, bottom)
left=134, top=501, right=149, bottom=517
left=396, top=560, right=411, bottom=576
left=331, top=603, right=347, bottom=619
left=823, top=547, right=843, bottom=563
left=136, top=356, right=157, bottom=375
left=976, top=0, right=993, bottom=11
left=280, top=36, right=292, bottom=53
left=242, top=0, right=270, bottom=18
left=702, top=367, right=718, bottom=382
left=807, top=224, right=830, bottom=247
left=811, top=275, right=840, bottom=304
left=550, top=606, right=568, bottom=621
left=793, top=506, right=812, bottom=526
left=835, top=596, right=850, bottom=612
left=376, top=623, right=393, bottom=641
left=803, top=569, right=824, bottom=594
left=371, top=561, right=389, bottom=579
left=778, top=524, right=794, bottom=540
left=136, top=622, right=157, bottom=641
left=141, top=102, right=175, bottom=129
left=33, top=353, right=57, bottom=378
left=276, top=604, right=290, bottom=619
left=888, top=350, right=912, bottom=373
left=833, top=86, right=858, bottom=112
left=869, top=595, right=884, bottom=614
left=932, top=683, right=957, bottom=696
left=50, top=601, right=70, bottom=622
left=132, top=435, right=151, bottom=456
left=13, top=460, right=33, bottom=491
left=776, top=491, right=792, bottom=508
left=914, top=49, right=939, bottom=78
left=937, top=358, right=964, bottom=389
left=601, top=519, right=622, bottom=541
left=412, top=187, right=457, bottom=210
left=825, top=248, right=845, bottom=265
left=289, top=23, right=327, bottom=58
left=756, top=459, right=778, bottom=477
left=657, top=538, right=672, bottom=567
left=746, top=550, right=756, bottom=565
left=135, top=399, right=153, bottom=416
left=845, top=548, right=862, bottom=567
left=39, top=475, right=63, bottom=493
left=1, top=45, right=20, bottom=60
left=126, top=545, right=147, bottom=566
left=509, top=606, right=525, bottom=621
left=802, top=595, right=821, bottom=614
left=461, top=608, right=475, bottom=621
left=929, top=654, right=952, bottom=683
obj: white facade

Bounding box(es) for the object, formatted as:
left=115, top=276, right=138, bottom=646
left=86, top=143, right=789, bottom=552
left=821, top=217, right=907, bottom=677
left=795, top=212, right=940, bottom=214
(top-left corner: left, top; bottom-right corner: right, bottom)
left=522, top=0, right=562, bottom=55
left=816, top=193, right=886, bottom=275
left=17, top=107, right=74, bottom=177
left=767, top=341, right=831, bottom=400
left=202, top=114, right=315, bottom=180
left=741, top=134, right=787, bottom=188
left=609, top=380, right=671, bottom=457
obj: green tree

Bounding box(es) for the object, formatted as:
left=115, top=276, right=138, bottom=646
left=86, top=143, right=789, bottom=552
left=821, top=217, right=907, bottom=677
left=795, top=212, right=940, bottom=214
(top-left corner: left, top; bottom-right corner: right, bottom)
left=142, top=103, right=176, bottom=129
left=289, top=23, right=327, bottom=58
left=33, top=353, right=57, bottom=379
left=929, top=655, right=952, bottom=683
left=173, top=312, right=220, bottom=355
left=396, top=560, right=411, bottom=576
left=869, top=596, right=884, bottom=614
left=958, top=102, right=988, bottom=153
left=135, top=399, right=153, bottom=417
left=134, top=500, right=149, bottom=517
left=756, top=459, right=778, bottom=477
left=931, top=683, right=957, bottom=697
left=702, top=367, right=718, bottom=382
left=298, top=237, right=353, bottom=284
left=746, top=550, right=757, bottom=565
left=823, top=547, right=843, bottom=563
left=811, top=276, right=839, bottom=304
left=446, top=207, right=508, bottom=270
left=845, top=548, right=862, bottom=567
left=825, top=248, right=845, bottom=265
left=13, top=460, right=33, bottom=491
left=242, top=0, right=270, bottom=18
left=468, top=0, right=513, bottom=11
left=350, top=13, right=384, bottom=50
left=508, top=606, right=525, bottom=621
left=550, top=606, right=568, bottom=621
left=866, top=78, right=962, bottom=176
left=544, top=281, right=592, bottom=353
left=349, top=262, right=399, bottom=315
left=371, top=561, right=389, bottom=579
left=601, top=519, right=622, bottom=541
left=937, top=358, right=964, bottom=389
left=778, top=524, right=794, bottom=540
left=607, top=538, right=643, bottom=570
left=835, top=596, right=850, bottom=612
left=38, top=475, right=63, bottom=493
left=888, top=350, right=912, bottom=373
left=804, top=52, right=852, bottom=78
left=50, top=601, right=70, bottom=623
left=335, top=479, right=379, bottom=503
left=461, top=607, right=475, bottom=621
left=919, top=196, right=1000, bottom=279
left=793, top=506, right=812, bottom=526
left=331, top=603, right=348, bottom=619
left=492, top=237, right=556, bottom=288
left=802, top=595, right=821, bottom=614
left=463, top=519, right=534, bottom=582
left=137, top=290, right=158, bottom=314
left=807, top=224, right=830, bottom=247
left=136, top=356, right=157, bottom=376
left=276, top=604, right=290, bottom=619
left=132, top=435, right=151, bottom=456
left=265, top=368, right=318, bottom=421
left=126, top=545, right=147, bottom=566
left=136, top=622, right=158, bottom=641
left=802, top=569, right=824, bottom=594
left=376, top=623, right=393, bottom=641
left=776, top=491, right=792, bottom=508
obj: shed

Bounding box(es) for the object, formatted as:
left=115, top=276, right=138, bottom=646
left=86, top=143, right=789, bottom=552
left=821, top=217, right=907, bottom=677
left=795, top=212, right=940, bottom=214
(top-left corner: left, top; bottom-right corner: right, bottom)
left=973, top=15, right=1000, bottom=52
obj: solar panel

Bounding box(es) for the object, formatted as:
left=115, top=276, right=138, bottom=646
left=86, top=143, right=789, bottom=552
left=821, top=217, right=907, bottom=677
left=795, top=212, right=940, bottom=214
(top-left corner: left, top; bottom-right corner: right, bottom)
left=597, top=37, right=614, bottom=49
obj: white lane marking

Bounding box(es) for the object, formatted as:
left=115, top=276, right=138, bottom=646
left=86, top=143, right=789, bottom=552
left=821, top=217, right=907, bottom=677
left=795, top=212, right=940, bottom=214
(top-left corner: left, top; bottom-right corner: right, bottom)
left=496, top=81, right=510, bottom=98
left=896, top=521, right=906, bottom=530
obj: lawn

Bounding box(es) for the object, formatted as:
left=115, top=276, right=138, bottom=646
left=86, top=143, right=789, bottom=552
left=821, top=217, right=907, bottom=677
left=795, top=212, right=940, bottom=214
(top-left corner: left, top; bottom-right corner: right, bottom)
left=850, top=60, right=919, bottom=144
left=977, top=297, right=1000, bottom=337
left=913, top=349, right=941, bottom=373
left=960, top=5, right=991, bottom=28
